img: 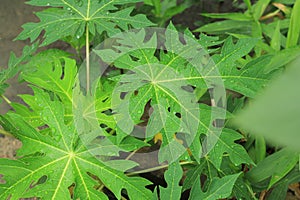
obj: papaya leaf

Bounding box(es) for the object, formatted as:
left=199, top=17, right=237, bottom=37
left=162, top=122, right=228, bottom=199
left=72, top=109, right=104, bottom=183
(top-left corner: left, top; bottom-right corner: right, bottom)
left=189, top=172, right=241, bottom=200
left=15, top=57, right=116, bottom=138
left=212, top=37, right=274, bottom=98
left=16, top=0, right=154, bottom=46
left=208, top=128, right=254, bottom=170
left=159, top=161, right=183, bottom=200
left=95, top=23, right=222, bottom=163
left=21, top=57, right=77, bottom=105
left=95, top=24, right=273, bottom=166
left=0, top=88, right=152, bottom=200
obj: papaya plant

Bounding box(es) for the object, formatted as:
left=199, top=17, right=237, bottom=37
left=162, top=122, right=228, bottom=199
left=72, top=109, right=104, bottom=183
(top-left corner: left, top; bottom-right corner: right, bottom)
left=0, top=0, right=298, bottom=199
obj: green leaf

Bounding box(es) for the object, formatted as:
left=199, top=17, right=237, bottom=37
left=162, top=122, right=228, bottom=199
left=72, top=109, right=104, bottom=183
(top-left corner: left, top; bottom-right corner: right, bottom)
left=286, top=0, right=300, bottom=48
left=21, top=57, right=76, bottom=105
left=261, top=19, right=290, bottom=49
left=235, top=56, right=300, bottom=151
left=213, top=37, right=274, bottom=98
left=245, top=148, right=298, bottom=188
left=270, top=21, right=281, bottom=51
left=266, top=167, right=300, bottom=200
left=189, top=172, right=241, bottom=200
left=265, top=45, right=300, bottom=72
left=17, top=0, right=154, bottom=46
left=0, top=43, right=38, bottom=97
left=208, top=128, right=254, bottom=170
left=0, top=89, right=152, bottom=200
left=182, top=161, right=206, bottom=191
left=159, top=161, right=183, bottom=200
left=95, top=23, right=228, bottom=163
left=252, top=0, right=271, bottom=21
left=194, top=20, right=252, bottom=34
left=96, top=24, right=274, bottom=165
left=201, top=13, right=252, bottom=21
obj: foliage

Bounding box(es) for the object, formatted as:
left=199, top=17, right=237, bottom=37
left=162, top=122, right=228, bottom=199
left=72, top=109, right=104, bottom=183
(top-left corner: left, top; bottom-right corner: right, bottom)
left=0, top=0, right=300, bottom=199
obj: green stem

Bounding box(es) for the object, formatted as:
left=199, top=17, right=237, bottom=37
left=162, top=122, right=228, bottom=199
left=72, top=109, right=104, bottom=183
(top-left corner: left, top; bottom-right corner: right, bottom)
left=126, top=161, right=196, bottom=176
left=0, top=128, right=14, bottom=137
left=1, top=95, right=11, bottom=105
left=86, top=23, right=90, bottom=94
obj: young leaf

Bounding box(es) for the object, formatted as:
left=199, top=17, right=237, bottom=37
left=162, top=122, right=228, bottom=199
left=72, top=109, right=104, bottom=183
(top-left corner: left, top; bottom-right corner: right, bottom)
left=16, top=0, right=154, bottom=46
left=0, top=89, right=152, bottom=200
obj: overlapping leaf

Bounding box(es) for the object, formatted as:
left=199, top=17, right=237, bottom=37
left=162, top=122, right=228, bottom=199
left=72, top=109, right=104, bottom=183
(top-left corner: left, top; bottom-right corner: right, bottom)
left=16, top=0, right=154, bottom=46
left=0, top=88, right=152, bottom=200
left=95, top=23, right=272, bottom=165
left=95, top=25, right=208, bottom=163
left=14, top=56, right=115, bottom=131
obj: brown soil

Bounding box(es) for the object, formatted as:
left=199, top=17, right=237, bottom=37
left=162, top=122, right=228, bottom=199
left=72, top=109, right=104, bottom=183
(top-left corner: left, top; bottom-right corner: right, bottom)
left=0, top=0, right=40, bottom=159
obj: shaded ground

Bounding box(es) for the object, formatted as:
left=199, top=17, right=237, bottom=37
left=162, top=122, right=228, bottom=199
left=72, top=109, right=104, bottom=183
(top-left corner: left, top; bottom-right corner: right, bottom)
left=0, top=0, right=39, bottom=158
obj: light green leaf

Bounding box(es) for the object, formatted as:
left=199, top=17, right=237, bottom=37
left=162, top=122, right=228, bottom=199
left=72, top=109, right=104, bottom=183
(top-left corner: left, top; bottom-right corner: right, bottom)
left=265, top=45, right=300, bottom=72
left=286, top=0, right=300, bottom=48
left=252, top=0, right=271, bottom=21
left=17, top=0, right=154, bottom=46
left=201, top=13, right=252, bottom=21
left=194, top=20, right=252, bottom=34
left=96, top=24, right=274, bottom=165
left=0, top=89, right=152, bottom=200
left=270, top=21, right=281, bottom=51
left=21, top=57, right=76, bottom=105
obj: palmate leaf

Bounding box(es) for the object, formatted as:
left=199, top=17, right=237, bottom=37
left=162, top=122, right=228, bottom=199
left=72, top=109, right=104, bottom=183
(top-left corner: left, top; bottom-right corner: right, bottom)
left=95, top=26, right=207, bottom=163
left=16, top=0, right=154, bottom=46
left=183, top=157, right=251, bottom=199
left=95, top=23, right=273, bottom=165
left=159, top=161, right=183, bottom=200
left=208, top=128, right=254, bottom=170
left=189, top=172, right=241, bottom=200
left=211, top=37, right=273, bottom=98
left=0, top=88, right=152, bottom=200
left=16, top=57, right=116, bottom=131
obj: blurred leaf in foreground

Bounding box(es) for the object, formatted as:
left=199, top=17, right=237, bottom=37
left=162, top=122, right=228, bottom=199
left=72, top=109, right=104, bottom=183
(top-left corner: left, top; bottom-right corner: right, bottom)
left=235, top=56, right=300, bottom=151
